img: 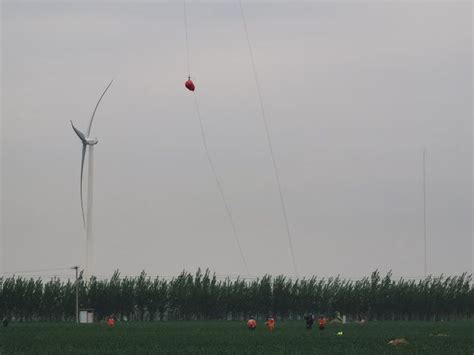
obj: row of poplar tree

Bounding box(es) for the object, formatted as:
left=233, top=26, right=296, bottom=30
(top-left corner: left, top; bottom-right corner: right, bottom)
left=1, top=269, right=472, bottom=322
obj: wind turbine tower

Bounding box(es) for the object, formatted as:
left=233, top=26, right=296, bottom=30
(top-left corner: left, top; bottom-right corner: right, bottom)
left=71, top=80, right=113, bottom=276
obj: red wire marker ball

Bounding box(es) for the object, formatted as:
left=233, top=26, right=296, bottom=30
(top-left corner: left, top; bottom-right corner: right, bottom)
left=185, top=77, right=195, bottom=91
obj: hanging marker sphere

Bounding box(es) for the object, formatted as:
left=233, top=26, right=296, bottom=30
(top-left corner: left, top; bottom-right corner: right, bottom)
left=185, top=77, right=195, bottom=91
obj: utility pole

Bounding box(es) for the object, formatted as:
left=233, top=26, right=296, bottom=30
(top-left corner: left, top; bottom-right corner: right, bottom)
left=72, top=266, right=79, bottom=323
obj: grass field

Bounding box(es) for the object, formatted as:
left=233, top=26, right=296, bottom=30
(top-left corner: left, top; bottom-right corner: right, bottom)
left=0, top=320, right=472, bottom=354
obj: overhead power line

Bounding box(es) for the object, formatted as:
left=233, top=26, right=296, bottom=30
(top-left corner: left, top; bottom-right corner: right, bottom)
left=0, top=267, right=75, bottom=275
left=183, top=0, right=250, bottom=276
left=237, top=0, right=298, bottom=277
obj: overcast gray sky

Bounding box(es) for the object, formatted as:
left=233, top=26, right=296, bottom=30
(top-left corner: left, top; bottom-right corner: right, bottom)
left=1, top=0, right=472, bottom=279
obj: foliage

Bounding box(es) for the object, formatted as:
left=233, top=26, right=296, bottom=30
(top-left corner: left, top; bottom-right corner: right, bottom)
left=0, top=269, right=472, bottom=321
left=1, top=321, right=473, bottom=354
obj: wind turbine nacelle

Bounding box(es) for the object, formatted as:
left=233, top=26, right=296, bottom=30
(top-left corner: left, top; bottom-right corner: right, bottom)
left=86, top=138, right=98, bottom=145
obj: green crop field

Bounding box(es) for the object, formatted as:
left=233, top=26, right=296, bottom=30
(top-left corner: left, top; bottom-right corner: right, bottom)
left=0, top=321, right=472, bottom=354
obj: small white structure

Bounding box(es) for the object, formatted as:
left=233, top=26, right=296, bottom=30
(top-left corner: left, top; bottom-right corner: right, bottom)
left=79, top=309, right=94, bottom=323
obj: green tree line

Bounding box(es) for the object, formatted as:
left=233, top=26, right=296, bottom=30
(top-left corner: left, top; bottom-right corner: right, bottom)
left=0, top=270, right=472, bottom=321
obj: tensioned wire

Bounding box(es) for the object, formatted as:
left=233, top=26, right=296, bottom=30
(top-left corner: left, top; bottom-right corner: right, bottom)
left=183, top=0, right=250, bottom=276
left=0, top=267, right=75, bottom=275
left=183, top=0, right=191, bottom=77
left=237, top=0, right=298, bottom=277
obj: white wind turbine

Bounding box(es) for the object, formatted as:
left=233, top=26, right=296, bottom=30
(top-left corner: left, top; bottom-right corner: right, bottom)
left=71, top=80, right=113, bottom=276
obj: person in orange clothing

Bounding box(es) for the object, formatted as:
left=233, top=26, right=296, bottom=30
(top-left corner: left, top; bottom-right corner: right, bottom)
left=107, top=316, right=115, bottom=327
left=265, top=316, right=275, bottom=331
left=247, top=317, right=257, bottom=330
left=318, top=316, right=326, bottom=330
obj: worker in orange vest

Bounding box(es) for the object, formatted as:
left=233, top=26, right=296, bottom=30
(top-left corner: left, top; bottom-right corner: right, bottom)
left=247, top=317, right=257, bottom=330
left=265, top=316, right=275, bottom=331
left=107, top=316, right=115, bottom=327
left=318, top=316, right=326, bottom=330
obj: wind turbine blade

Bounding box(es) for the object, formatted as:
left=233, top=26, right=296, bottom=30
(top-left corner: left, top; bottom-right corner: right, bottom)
left=87, top=79, right=113, bottom=137
left=80, top=144, right=87, bottom=228
left=71, top=121, right=87, bottom=142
